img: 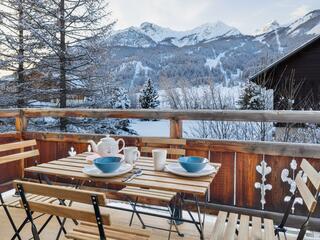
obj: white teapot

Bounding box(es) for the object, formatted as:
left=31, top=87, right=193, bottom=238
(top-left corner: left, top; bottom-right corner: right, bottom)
left=88, top=135, right=125, bottom=156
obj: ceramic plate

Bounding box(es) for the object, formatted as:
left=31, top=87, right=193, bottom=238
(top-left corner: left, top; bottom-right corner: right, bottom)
left=86, top=153, right=124, bottom=164
left=165, top=163, right=216, bottom=177
left=82, top=163, right=133, bottom=177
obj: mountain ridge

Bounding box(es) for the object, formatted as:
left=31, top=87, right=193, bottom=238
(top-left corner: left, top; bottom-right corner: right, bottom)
left=109, top=21, right=241, bottom=47
left=103, top=10, right=320, bottom=90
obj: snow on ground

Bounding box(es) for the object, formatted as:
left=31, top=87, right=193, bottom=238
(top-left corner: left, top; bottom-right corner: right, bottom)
left=205, top=52, right=225, bottom=70
left=307, top=23, right=320, bottom=35
left=288, top=13, right=314, bottom=32
left=130, top=120, right=169, bottom=137
left=131, top=84, right=245, bottom=137
left=274, top=29, right=284, bottom=53
left=254, top=35, right=270, bottom=47
left=129, top=119, right=198, bottom=138
left=130, top=61, right=152, bottom=89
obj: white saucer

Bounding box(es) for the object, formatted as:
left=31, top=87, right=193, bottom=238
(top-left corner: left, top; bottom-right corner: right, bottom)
left=82, top=163, right=133, bottom=177
left=165, top=163, right=216, bottom=177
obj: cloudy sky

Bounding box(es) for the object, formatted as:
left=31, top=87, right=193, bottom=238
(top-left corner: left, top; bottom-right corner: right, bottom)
left=108, top=0, right=320, bottom=34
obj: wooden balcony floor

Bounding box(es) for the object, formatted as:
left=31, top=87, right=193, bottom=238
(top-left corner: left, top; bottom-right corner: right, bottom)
left=0, top=200, right=216, bottom=240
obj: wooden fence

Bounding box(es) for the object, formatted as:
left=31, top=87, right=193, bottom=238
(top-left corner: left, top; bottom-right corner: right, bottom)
left=0, top=108, right=320, bottom=219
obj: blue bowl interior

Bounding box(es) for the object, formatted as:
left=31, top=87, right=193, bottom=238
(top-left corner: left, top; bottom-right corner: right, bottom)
left=94, top=157, right=122, bottom=164
left=178, top=156, right=208, bottom=173
left=93, top=157, right=122, bottom=173
left=179, top=156, right=207, bottom=164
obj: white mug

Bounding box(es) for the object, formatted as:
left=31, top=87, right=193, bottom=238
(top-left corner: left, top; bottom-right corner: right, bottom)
left=124, top=147, right=140, bottom=165
left=152, top=149, right=167, bottom=171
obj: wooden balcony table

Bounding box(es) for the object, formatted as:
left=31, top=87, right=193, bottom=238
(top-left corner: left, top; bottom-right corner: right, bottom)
left=24, top=151, right=221, bottom=240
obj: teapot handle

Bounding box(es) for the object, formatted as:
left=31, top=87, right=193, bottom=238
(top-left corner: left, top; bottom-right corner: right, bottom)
left=117, top=138, right=125, bottom=153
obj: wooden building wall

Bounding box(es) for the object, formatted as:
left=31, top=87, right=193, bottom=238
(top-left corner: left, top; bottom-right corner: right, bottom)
left=255, top=39, right=320, bottom=110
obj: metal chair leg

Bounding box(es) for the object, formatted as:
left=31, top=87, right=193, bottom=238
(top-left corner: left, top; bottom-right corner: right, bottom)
left=0, top=194, right=23, bottom=240
left=38, top=215, right=54, bottom=235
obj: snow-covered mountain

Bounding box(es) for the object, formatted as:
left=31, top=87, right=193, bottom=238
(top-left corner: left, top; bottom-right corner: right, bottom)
left=255, top=21, right=280, bottom=35
left=108, top=21, right=241, bottom=47
left=103, top=10, right=320, bottom=89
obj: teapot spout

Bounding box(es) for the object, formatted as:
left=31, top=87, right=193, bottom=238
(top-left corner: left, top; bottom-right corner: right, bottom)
left=88, top=140, right=98, bottom=153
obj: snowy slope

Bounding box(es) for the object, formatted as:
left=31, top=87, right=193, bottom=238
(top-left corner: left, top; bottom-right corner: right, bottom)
left=107, top=27, right=157, bottom=48
left=103, top=9, right=320, bottom=89
left=255, top=21, right=280, bottom=35
left=109, top=21, right=241, bottom=47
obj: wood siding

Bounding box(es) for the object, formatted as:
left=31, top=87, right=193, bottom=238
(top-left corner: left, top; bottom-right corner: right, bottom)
left=254, top=38, right=320, bottom=109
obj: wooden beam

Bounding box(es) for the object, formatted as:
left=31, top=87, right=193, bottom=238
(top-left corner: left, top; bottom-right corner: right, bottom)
left=0, top=109, right=20, bottom=118
left=22, top=131, right=320, bottom=158
left=187, top=138, right=320, bottom=159
left=0, top=131, right=20, bottom=139
left=22, top=108, right=320, bottom=124
left=15, top=110, right=28, bottom=134
left=15, top=110, right=28, bottom=178
left=170, top=119, right=182, bottom=138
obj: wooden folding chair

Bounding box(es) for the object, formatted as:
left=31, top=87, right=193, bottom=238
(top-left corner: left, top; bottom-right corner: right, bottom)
left=277, top=159, right=320, bottom=240
left=0, top=140, right=42, bottom=240
left=0, top=140, right=73, bottom=240
left=119, top=138, right=187, bottom=239
left=210, top=159, right=320, bottom=240
left=14, top=180, right=151, bottom=240
left=140, top=137, right=186, bottom=158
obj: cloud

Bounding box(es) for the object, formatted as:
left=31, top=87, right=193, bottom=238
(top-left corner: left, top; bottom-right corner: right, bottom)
left=107, top=0, right=318, bottom=34
left=291, top=5, right=310, bottom=18
left=109, top=0, right=216, bottom=31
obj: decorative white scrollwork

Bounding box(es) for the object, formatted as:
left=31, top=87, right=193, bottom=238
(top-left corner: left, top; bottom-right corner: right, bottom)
left=68, top=146, right=77, bottom=157
left=255, top=155, right=272, bottom=210
left=87, top=144, right=92, bottom=152
left=281, top=159, right=307, bottom=213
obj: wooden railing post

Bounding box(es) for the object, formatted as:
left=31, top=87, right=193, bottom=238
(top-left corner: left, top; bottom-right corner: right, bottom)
left=170, top=119, right=182, bottom=139
left=15, top=109, right=28, bottom=178
left=15, top=109, right=28, bottom=137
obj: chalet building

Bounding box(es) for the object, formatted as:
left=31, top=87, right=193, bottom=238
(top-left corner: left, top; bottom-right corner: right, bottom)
left=250, top=35, right=320, bottom=110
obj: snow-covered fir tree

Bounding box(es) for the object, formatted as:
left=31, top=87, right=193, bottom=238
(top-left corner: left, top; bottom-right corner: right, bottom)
left=110, top=87, right=135, bottom=134
left=0, top=0, right=43, bottom=107
left=28, top=0, right=114, bottom=130
left=110, top=87, right=131, bottom=109
left=139, top=79, right=160, bottom=109
left=238, top=81, right=265, bottom=110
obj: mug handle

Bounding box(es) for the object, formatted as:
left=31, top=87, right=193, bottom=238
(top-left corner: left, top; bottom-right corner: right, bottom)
left=135, top=150, right=141, bottom=162
left=117, top=138, right=125, bottom=152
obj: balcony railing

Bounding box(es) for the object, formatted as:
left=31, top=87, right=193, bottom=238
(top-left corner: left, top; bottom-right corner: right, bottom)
left=0, top=108, right=319, bottom=230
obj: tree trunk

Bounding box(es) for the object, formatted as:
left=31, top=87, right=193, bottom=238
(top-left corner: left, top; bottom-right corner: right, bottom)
left=59, top=0, right=67, bottom=130
left=17, top=0, right=24, bottom=108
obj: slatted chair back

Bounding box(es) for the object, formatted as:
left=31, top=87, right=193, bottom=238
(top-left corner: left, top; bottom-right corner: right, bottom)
left=140, top=137, right=186, bottom=158
left=296, top=159, right=320, bottom=213
left=14, top=180, right=110, bottom=239
left=0, top=140, right=39, bottom=186
left=0, top=140, right=39, bottom=165
left=278, top=159, right=320, bottom=240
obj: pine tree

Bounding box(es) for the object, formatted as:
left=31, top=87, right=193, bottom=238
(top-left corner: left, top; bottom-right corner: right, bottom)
left=110, top=87, right=133, bottom=133
left=0, top=0, right=42, bottom=107
left=28, top=0, right=114, bottom=130
left=110, top=87, right=131, bottom=109
left=238, top=81, right=265, bottom=110
left=139, top=79, right=160, bottom=109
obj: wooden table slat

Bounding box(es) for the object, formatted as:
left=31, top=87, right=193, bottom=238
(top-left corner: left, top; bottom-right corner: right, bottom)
left=25, top=153, right=219, bottom=196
